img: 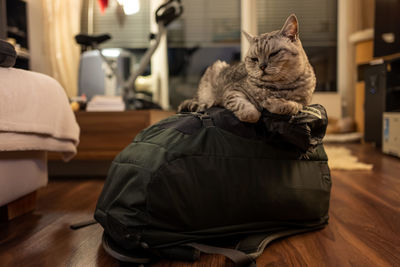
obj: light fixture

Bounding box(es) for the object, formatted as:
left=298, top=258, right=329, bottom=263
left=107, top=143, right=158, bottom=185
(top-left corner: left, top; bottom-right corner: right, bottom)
left=117, top=0, right=140, bottom=15
left=101, top=48, right=121, bottom=58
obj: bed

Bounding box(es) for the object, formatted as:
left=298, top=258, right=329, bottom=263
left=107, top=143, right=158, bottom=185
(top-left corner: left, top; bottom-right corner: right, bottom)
left=0, top=67, right=79, bottom=220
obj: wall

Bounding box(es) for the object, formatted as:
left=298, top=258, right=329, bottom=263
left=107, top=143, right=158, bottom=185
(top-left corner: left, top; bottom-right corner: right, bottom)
left=312, top=92, right=342, bottom=119
left=337, top=0, right=375, bottom=118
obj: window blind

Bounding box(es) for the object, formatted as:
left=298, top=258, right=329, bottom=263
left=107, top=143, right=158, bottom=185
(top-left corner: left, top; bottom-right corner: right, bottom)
left=81, top=0, right=150, bottom=48
left=81, top=0, right=241, bottom=48
left=256, top=0, right=337, bottom=47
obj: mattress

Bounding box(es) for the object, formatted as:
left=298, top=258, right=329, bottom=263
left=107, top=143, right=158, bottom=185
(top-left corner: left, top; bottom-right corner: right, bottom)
left=0, top=151, right=48, bottom=206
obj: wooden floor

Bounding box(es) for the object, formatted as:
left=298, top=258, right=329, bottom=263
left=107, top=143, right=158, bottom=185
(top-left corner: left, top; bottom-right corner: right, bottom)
left=0, top=143, right=399, bottom=267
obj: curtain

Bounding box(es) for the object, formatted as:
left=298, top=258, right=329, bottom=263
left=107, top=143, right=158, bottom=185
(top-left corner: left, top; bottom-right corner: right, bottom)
left=41, top=0, right=82, bottom=98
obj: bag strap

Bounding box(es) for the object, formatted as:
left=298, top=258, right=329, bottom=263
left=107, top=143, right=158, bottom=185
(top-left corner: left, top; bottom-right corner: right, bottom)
left=199, top=113, right=215, bottom=128
left=185, top=225, right=327, bottom=265
left=236, top=225, right=327, bottom=259
left=186, top=242, right=256, bottom=267
left=70, top=219, right=98, bottom=230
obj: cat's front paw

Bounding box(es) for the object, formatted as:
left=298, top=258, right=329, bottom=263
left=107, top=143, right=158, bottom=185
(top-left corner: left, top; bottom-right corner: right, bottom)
left=265, top=101, right=302, bottom=115
left=178, top=99, right=209, bottom=113
left=235, top=108, right=261, bottom=123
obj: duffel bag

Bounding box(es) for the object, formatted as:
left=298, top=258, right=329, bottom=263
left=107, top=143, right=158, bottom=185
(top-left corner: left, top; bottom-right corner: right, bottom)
left=95, top=105, right=331, bottom=266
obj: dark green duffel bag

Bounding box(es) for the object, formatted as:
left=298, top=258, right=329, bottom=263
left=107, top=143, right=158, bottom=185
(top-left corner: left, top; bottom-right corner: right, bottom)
left=95, top=105, right=331, bottom=266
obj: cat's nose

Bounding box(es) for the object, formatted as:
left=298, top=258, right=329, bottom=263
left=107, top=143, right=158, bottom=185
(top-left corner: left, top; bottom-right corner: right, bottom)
left=259, top=63, right=267, bottom=71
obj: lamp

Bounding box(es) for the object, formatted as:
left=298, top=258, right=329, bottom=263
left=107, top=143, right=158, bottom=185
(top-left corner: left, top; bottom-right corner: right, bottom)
left=117, top=0, right=140, bottom=15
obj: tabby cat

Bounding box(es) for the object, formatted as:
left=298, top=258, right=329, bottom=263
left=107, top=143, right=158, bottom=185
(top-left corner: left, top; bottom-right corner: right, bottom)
left=178, top=14, right=316, bottom=123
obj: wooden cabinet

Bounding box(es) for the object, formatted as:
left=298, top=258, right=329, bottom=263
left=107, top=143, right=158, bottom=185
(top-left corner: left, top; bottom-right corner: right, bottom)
left=53, top=110, right=175, bottom=161
left=350, top=28, right=374, bottom=134
left=48, top=110, right=174, bottom=176
left=354, top=39, right=374, bottom=134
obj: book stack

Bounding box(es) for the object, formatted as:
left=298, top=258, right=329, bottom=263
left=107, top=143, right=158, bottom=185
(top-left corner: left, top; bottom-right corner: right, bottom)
left=86, top=95, right=125, bottom=111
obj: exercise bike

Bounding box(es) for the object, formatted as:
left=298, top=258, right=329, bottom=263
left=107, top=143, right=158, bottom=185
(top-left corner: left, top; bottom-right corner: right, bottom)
left=74, top=0, right=183, bottom=110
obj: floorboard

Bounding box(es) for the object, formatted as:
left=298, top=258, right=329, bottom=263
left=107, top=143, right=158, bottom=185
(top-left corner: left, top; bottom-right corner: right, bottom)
left=0, top=144, right=399, bottom=266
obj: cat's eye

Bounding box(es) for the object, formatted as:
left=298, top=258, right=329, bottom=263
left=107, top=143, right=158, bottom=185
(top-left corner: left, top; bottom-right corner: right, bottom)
left=250, top=57, right=258, bottom=62
left=269, top=50, right=282, bottom=58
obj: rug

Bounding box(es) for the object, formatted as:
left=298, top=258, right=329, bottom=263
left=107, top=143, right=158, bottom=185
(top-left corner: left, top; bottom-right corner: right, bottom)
left=324, top=146, right=373, bottom=171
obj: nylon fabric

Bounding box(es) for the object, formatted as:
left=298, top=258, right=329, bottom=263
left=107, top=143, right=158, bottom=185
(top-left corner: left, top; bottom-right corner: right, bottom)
left=95, top=105, right=331, bottom=263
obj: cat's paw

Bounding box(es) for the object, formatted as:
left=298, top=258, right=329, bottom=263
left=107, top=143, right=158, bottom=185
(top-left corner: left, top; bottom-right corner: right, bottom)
left=178, top=99, right=208, bottom=113
left=284, top=103, right=303, bottom=115
left=178, top=99, right=198, bottom=112
left=235, top=108, right=261, bottom=123
left=265, top=101, right=302, bottom=115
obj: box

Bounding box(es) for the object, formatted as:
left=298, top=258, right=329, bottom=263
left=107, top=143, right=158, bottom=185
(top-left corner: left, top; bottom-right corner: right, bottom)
left=382, top=112, right=400, bottom=157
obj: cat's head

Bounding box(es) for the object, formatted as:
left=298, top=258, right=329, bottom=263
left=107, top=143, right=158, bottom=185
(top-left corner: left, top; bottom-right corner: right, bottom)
left=243, top=14, right=309, bottom=83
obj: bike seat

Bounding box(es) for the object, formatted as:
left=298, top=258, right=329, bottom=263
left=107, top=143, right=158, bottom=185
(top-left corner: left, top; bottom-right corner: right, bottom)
left=75, top=34, right=111, bottom=47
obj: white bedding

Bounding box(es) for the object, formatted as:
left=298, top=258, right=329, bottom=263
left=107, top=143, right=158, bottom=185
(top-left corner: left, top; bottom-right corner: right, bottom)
left=0, top=151, right=48, bottom=206
left=0, top=68, right=80, bottom=161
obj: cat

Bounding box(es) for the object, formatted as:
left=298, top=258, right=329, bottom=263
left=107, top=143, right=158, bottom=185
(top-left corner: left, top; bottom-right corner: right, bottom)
left=178, top=14, right=316, bottom=123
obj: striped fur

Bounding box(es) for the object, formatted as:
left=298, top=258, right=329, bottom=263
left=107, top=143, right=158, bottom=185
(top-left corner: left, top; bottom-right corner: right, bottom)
left=178, top=14, right=316, bottom=123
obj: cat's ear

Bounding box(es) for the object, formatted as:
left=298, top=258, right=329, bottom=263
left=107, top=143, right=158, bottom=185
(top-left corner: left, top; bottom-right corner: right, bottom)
left=280, top=14, right=298, bottom=42
left=242, top=30, right=255, bottom=43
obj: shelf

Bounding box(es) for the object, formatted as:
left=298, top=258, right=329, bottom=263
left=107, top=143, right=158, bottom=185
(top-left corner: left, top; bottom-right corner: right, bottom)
left=2, top=0, right=29, bottom=69
left=7, top=26, right=26, bottom=38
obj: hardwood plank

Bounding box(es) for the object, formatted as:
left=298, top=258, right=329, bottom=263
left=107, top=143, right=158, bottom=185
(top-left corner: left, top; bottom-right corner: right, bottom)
left=0, top=144, right=399, bottom=266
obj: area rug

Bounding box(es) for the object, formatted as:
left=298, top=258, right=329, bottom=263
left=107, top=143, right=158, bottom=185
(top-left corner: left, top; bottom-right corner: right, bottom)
left=324, top=146, right=373, bottom=171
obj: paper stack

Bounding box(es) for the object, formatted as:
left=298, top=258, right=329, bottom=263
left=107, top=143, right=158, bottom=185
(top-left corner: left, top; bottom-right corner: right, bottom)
left=86, top=95, right=125, bottom=111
